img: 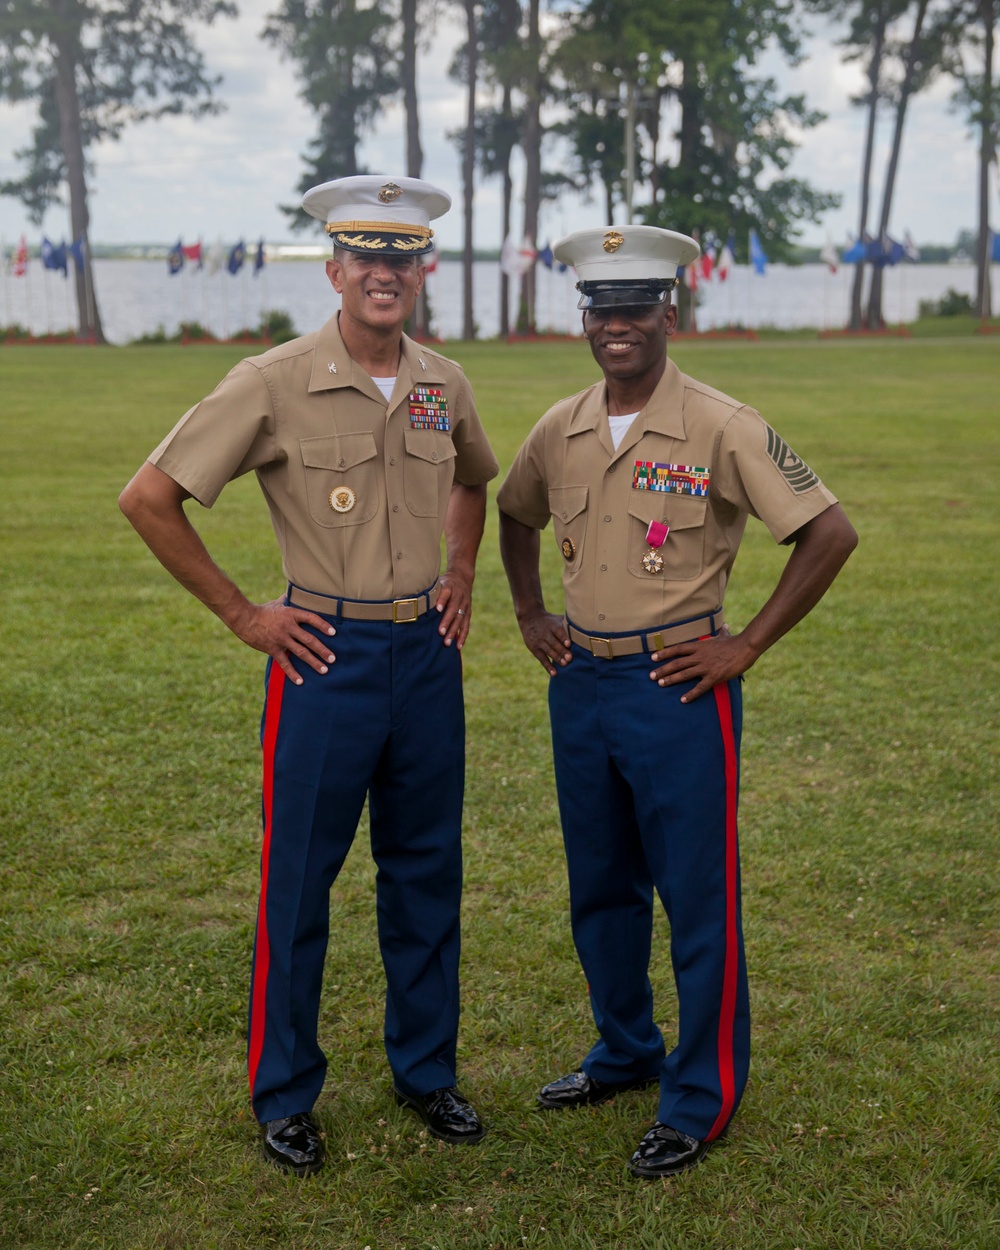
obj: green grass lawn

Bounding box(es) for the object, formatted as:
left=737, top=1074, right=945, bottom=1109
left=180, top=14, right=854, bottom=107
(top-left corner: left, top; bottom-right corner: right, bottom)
left=0, top=336, right=997, bottom=1249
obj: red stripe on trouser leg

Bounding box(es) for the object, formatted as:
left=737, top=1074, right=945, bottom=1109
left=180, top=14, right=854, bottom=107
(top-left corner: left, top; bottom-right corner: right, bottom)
left=247, top=662, right=286, bottom=1102
left=707, top=680, right=739, bottom=1141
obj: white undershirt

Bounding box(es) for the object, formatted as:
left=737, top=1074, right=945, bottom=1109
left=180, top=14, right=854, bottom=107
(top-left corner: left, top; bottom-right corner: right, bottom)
left=372, top=376, right=396, bottom=402
left=608, top=411, right=640, bottom=451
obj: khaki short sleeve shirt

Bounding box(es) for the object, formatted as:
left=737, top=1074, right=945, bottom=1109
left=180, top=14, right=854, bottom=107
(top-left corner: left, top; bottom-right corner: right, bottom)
left=496, top=357, right=837, bottom=633
left=150, top=315, right=498, bottom=600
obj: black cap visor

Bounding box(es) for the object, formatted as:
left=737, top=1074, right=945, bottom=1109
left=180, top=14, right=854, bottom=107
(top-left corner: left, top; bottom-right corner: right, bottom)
left=577, top=279, right=675, bottom=310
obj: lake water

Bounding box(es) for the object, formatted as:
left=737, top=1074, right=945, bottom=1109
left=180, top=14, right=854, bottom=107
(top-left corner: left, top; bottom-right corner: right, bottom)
left=0, top=255, right=986, bottom=344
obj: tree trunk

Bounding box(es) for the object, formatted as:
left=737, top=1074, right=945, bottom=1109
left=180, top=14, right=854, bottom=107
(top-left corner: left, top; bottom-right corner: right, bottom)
left=868, top=0, right=929, bottom=329
left=519, top=0, right=542, bottom=334
left=499, top=85, right=514, bottom=337
left=975, top=0, right=995, bottom=318
left=676, top=69, right=699, bottom=331
left=851, top=3, right=887, bottom=331
left=52, top=25, right=104, bottom=344
left=402, top=0, right=429, bottom=336
left=462, top=0, right=477, bottom=340
left=402, top=0, right=423, bottom=177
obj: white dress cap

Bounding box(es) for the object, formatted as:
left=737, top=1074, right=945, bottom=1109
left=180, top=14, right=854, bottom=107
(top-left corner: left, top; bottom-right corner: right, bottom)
left=554, top=225, right=700, bottom=282
left=302, top=175, right=452, bottom=256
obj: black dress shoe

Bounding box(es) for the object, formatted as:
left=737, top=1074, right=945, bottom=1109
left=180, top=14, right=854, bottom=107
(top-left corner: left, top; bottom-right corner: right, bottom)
left=261, top=1111, right=325, bottom=1176
left=537, top=1069, right=658, bottom=1110
left=394, top=1085, right=486, bottom=1144
left=627, top=1122, right=712, bottom=1178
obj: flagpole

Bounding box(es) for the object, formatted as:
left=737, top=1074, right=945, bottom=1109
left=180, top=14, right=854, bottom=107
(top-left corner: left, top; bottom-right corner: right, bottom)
left=1, top=238, right=11, bottom=330
left=746, top=265, right=752, bottom=335
left=24, top=250, right=34, bottom=336
left=43, top=261, right=53, bottom=335
left=201, top=246, right=207, bottom=329
left=221, top=263, right=229, bottom=341
left=65, top=259, right=73, bottom=332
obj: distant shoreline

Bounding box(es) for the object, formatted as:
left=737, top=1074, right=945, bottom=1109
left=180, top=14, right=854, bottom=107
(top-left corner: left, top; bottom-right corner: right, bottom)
left=15, top=242, right=977, bottom=266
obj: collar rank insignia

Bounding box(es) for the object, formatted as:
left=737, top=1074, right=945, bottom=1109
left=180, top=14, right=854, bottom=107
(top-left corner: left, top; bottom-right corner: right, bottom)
left=408, top=386, right=450, bottom=431
left=632, top=461, right=710, bottom=497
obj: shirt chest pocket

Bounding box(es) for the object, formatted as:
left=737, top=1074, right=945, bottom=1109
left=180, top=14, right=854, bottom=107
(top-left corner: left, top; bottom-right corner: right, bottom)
left=627, top=491, right=707, bottom=581
left=403, top=428, right=458, bottom=518
left=548, top=485, right=589, bottom=574
left=300, top=432, right=380, bottom=528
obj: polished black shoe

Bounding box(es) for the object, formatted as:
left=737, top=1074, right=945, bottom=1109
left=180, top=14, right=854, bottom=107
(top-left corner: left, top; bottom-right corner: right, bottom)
left=261, top=1111, right=325, bottom=1176
left=627, top=1122, right=712, bottom=1178
left=537, top=1069, right=658, bottom=1110
left=394, top=1085, right=486, bottom=1144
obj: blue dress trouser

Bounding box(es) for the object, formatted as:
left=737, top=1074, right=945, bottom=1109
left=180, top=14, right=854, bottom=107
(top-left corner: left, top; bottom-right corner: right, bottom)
left=548, top=643, right=750, bottom=1141
left=248, top=608, right=465, bottom=1124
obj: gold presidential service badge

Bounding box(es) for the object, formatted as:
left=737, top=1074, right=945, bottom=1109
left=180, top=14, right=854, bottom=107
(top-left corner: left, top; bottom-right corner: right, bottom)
left=561, top=538, right=576, bottom=561
left=329, top=485, right=357, bottom=513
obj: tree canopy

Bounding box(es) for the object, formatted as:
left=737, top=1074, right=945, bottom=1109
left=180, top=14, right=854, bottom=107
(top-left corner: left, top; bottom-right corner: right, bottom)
left=0, top=0, right=236, bottom=340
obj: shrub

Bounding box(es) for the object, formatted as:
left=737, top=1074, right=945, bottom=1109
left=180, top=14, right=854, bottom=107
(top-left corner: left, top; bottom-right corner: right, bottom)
left=177, top=321, right=217, bottom=342
left=260, top=308, right=298, bottom=344
left=917, top=288, right=975, bottom=318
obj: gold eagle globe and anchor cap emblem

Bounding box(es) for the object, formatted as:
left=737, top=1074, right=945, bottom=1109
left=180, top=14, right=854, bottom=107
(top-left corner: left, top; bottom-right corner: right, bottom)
left=603, top=230, right=626, bottom=253
left=378, top=181, right=403, bottom=204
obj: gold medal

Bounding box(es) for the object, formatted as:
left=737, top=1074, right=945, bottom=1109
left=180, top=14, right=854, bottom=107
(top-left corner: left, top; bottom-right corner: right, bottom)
left=641, top=549, right=664, bottom=574
left=561, top=537, right=576, bottom=561
left=329, top=485, right=357, bottom=513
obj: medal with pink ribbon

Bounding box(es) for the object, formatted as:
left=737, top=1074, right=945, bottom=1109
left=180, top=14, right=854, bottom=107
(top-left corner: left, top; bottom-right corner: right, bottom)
left=641, top=519, right=669, bottom=574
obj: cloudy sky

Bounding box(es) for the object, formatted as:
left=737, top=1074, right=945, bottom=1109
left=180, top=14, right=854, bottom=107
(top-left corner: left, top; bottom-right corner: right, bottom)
left=0, top=1, right=993, bottom=253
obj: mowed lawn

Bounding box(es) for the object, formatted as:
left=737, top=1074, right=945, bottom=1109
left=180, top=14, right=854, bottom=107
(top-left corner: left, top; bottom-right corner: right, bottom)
left=0, top=334, right=996, bottom=1250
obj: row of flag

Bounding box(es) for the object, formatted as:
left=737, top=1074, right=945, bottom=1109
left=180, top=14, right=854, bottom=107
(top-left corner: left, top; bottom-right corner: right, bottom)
left=833, top=231, right=921, bottom=270
left=683, top=231, right=757, bottom=290
left=501, top=226, right=1000, bottom=284
left=168, top=238, right=266, bottom=277
left=499, top=230, right=767, bottom=285
left=4, top=234, right=88, bottom=278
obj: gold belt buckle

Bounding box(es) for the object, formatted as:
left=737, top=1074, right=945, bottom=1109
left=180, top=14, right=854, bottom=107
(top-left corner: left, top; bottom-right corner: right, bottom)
left=589, top=636, right=614, bottom=659
left=392, top=597, right=419, bottom=623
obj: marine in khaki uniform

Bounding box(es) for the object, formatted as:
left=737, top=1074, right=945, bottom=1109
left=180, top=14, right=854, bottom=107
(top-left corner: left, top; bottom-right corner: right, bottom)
left=120, top=176, right=498, bottom=1175
left=497, top=224, right=857, bottom=1178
